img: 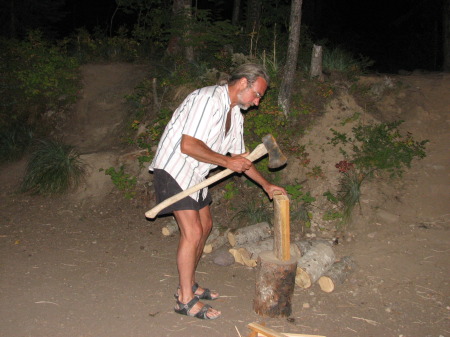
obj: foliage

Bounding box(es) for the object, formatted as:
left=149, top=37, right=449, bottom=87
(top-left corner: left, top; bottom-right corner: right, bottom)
left=337, top=169, right=364, bottom=222
left=322, top=46, right=374, bottom=76
left=232, top=198, right=272, bottom=225
left=330, top=121, right=428, bottom=178
left=102, top=166, right=137, bottom=200
left=21, top=139, right=86, bottom=195
left=285, top=182, right=316, bottom=230
left=329, top=121, right=428, bottom=223
left=60, top=27, right=142, bottom=63
left=223, top=181, right=239, bottom=200
left=0, top=125, right=34, bottom=162
left=0, top=32, right=80, bottom=159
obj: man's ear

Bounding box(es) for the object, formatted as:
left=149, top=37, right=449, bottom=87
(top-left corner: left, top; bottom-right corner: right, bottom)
left=239, top=77, right=248, bottom=89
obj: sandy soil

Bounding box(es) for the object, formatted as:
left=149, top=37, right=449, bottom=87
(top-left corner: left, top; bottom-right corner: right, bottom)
left=0, top=64, right=448, bottom=337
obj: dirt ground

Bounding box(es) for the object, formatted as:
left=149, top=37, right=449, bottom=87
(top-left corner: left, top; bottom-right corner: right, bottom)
left=0, top=64, right=448, bottom=337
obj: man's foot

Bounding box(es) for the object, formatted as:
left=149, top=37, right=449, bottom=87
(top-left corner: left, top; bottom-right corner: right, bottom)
left=174, top=296, right=221, bottom=320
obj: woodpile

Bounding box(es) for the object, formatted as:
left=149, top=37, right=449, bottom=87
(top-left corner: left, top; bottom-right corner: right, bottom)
left=227, top=233, right=355, bottom=292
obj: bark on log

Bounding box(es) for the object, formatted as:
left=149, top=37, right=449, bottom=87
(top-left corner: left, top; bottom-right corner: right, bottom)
left=294, top=239, right=331, bottom=257
left=161, top=220, right=178, bottom=236
left=295, top=242, right=335, bottom=288
left=253, top=250, right=297, bottom=317
left=203, top=228, right=230, bottom=254
left=318, top=256, right=356, bottom=293
left=227, top=222, right=272, bottom=247
left=229, top=238, right=301, bottom=267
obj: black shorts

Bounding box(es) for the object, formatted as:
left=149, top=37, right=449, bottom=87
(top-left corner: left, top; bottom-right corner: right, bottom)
left=153, top=169, right=212, bottom=216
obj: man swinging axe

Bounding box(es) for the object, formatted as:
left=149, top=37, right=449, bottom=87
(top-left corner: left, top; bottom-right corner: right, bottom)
left=148, top=63, right=287, bottom=320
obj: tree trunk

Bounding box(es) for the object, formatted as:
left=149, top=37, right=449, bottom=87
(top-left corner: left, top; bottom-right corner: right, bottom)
left=278, top=0, right=304, bottom=117
left=232, top=0, right=241, bottom=26
left=444, top=0, right=450, bottom=71
left=171, top=0, right=194, bottom=62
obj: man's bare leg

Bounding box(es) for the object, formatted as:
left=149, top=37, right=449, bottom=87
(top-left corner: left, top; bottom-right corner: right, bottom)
left=173, top=208, right=220, bottom=318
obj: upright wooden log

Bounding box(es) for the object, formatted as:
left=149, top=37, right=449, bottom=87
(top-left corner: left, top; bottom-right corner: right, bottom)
left=273, top=193, right=290, bottom=261
left=227, top=222, right=272, bottom=247
left=253, top=250, right=297, bottom=317
left=295, top=242, right=335, bottom=288
left=318, top=256, right=356, bottom=293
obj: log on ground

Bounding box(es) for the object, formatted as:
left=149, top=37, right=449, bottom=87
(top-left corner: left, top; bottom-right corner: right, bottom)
left=203, top=228, right=230, bottom=253
left=318, top=256, right=356, bottom=292
left=253, top=250, right=297, bottom=317
left=295, top=241, right=335, bottom=288
left=229, top=238, right=301, bottom=267
left=227, top=222, right=271, bottom=247
left=161, top=219, right=178, bottom=236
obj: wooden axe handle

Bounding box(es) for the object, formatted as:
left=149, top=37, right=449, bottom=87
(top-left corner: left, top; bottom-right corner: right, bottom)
left=145, top=143, right=268, bottom=219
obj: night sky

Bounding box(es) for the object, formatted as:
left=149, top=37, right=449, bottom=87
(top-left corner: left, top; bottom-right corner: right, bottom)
left=1, top=0, right=445, bottom=72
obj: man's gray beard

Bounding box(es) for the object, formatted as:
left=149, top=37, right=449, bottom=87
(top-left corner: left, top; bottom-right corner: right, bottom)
left=238, top=103, right=249, bottom=110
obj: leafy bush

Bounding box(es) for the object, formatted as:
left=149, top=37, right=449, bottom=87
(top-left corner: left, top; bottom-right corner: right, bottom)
left=103, top=166, right=137, bottom=200
left=330, top=121, right=428, bottom=177
left=0, top=32, right=80, bottom=160
left=21, top=140, right=86, bottom=195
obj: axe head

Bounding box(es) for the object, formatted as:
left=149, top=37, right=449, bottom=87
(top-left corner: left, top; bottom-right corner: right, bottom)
left=262, top=134, right=287, bottom=169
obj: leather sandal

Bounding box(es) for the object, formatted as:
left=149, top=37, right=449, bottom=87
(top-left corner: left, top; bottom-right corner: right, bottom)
left=174, top=282, right=219, bottom=300
left=174, top=296, right=220, bottom=320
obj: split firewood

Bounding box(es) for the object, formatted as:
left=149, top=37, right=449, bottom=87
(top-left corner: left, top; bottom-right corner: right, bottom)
left=318, top=256, right=356, bottom=293
left=229, top=238, right=301, bottom=267
left=295, top=241, right=335, bottom=288
left=227, top=222, right=272, bottom=247
left=203, top=228, right=230, bottom=254
left=161, top=219, right=178, bottom=236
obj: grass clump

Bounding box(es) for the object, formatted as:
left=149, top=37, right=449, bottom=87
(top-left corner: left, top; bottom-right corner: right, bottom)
left=21, top=140, right=86, bottom=195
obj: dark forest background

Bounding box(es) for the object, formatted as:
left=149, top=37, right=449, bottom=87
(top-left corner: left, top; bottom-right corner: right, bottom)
left=0, top=0, right=446, bottom=72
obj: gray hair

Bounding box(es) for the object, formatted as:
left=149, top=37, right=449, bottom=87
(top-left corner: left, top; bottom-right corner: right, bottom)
left=228, top=63, right=270, bottom=87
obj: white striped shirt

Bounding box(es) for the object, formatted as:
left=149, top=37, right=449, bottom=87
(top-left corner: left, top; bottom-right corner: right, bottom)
left=149, top=84, right=245, bottom=201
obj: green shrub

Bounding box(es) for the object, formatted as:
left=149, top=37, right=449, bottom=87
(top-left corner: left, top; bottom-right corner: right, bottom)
left=330, top=121, right=428, bottom=178
left=21, top=140, right=86, bottom=195
left=102, top=166, right=137, bottom=200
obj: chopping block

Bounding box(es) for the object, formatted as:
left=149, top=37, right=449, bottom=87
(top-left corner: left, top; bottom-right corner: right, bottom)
left=253, top=192, right=297, bottom=317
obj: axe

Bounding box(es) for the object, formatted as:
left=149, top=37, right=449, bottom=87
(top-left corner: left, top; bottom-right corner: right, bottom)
left=145, top=134, right=287, bottom=219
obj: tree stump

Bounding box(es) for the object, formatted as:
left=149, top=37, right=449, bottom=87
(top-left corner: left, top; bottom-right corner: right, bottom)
left=310, top=44, right=324, bottom=81
left=253, top=250, right=297, bottom=317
